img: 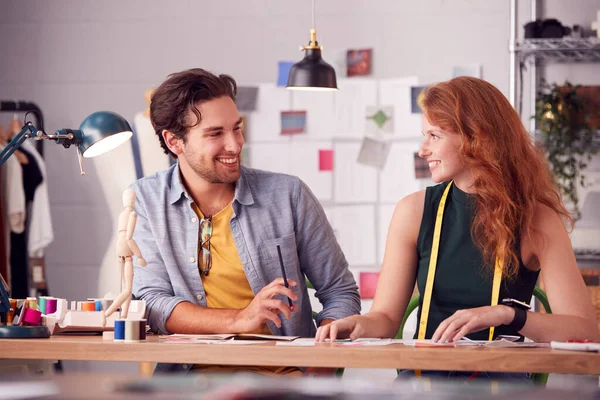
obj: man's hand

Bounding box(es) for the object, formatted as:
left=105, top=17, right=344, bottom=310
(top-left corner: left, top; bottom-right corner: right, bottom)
left=232, top=278, right=298, bottom=333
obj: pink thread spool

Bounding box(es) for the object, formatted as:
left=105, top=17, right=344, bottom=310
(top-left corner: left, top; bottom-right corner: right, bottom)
left=45, top=298, right=58, bottom=314
left=20, top=307, right=42, bottom=326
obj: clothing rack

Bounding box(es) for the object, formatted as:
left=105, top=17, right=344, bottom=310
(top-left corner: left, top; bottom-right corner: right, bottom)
left=0, top=100, right=48, bottom=298
left=0, top=101, right=45, bottom=156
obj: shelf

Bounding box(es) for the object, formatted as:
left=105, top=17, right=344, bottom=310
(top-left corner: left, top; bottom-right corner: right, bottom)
left=515, top=38, right=600, bottom=64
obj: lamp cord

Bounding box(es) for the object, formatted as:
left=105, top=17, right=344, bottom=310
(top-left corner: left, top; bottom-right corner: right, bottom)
left=312, top=0, right=315, bottom=30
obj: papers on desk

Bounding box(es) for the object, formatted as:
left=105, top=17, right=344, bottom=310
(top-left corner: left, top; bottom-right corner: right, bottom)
left=395, top=339, right=550, bottom=348
left=161, top=333, right=300, bottom=343
left=276, top=338, right=394, bottom=347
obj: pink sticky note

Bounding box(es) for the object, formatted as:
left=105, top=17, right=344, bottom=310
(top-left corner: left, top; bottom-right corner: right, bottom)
left=359, top=271, right=380, bottom=299
left=319, top=149, right=334, bottom=171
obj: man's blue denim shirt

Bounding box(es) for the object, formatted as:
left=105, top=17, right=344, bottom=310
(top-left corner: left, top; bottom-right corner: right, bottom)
left=131, top=164, right=361, bottom=344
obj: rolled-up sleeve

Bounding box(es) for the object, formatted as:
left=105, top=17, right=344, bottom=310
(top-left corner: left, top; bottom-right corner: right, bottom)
left=131, top=192, right=188, bottom=335
left=293, top=180, right=361, bottom=325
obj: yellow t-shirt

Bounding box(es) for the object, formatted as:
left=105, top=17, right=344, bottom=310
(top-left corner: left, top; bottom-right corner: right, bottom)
left=191, top=202, right=300, bottom=376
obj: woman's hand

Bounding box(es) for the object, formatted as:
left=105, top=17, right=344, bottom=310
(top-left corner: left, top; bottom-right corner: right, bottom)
left=431, top=305, right=515, bottom=343
left=315, top=316, right=365, bottom=342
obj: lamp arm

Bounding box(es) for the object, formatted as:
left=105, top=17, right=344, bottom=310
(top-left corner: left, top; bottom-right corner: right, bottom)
left=0, top=123, right=39, bottom=167
left=0, top=122, right=83, bottom=168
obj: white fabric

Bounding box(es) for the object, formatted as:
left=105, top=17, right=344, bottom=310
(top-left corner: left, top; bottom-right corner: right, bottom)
left=1, top=146, right=25, bottom=234
left=20, top=140, right=53, bottom=257
left=133, top=112, right=170, bottom=177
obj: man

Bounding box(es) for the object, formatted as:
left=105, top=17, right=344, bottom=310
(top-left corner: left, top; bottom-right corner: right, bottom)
left=131, top=68, right=361, bottom=374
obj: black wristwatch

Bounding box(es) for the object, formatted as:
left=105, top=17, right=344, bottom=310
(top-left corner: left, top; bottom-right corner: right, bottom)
left=501, top=298, right=530, bottom=332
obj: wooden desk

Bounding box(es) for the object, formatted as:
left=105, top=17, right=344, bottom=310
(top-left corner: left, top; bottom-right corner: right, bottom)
left=0, top=336, right=598, bottom=375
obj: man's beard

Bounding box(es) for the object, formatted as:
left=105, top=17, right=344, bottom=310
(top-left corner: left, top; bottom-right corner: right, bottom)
left=185, top=153, right=240, bottom=184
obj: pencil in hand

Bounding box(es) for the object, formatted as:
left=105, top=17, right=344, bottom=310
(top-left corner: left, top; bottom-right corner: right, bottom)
left=276, top=244, right=293, bottom=307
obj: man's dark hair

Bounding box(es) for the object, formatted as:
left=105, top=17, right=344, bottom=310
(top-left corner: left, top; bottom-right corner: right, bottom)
left=150, top=68, right=237, bottom=157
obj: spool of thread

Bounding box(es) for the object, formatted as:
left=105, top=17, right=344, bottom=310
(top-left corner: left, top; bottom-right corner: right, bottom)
left=139, top=319, right=147, bottom=341
left=8, top=299, right=17, bottom=325
left=125, top=320, right=140, bottom=342
left=45, top=298, right=58, bottom=315
left=114, top=320, right=126, bottom=341
left=26, top=297, right=38, bottom=310
left=20, top=307, right=42, bottom=326
left=81, top=301, right=95, bottom=312
left=38, top=297, right=47, bottom=314
left=95, top=301, right=102, bottom=311
left=100, top=299, right=113, bottom=311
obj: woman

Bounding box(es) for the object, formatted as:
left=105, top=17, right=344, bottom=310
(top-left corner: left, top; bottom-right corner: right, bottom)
left=316, top=77, right=598, bottom=350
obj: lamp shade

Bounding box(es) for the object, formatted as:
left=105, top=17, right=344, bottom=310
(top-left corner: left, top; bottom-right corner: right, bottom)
left=78, top=111, right=133, bottom=158
left=286, top=48, right=338, bottom=91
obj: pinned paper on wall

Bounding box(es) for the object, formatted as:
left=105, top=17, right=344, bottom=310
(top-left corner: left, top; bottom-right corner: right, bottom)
left=411, top=86, right=426, bottom=114
left=414, top=152, right=431, bottom=179
left=379, top=143, right=423, bottom=203
left=334, top=142, right=377, bottom=203
left=359, top=271, right=380, bottom=299
left=347, top=49, right=373, bottom=77
left=319, top=149, right=334, bottom=171
left=237, top=86, right=259, bottom=111
left=378, top=77, right=421, bottom=138
left=452, top=64, right=482, bottom=79
left=248, top=83, right=292, bottom=142
left=332, top=79, right=378, bottom=137
left=291, top=142, right=333, bottom=201
left=366, top=106, right=393, bottom=133
left=277, top=61, right=294, bottom=87
left=241, top=147, right=250, bottom=166
left=357, top=136, right=392, bottom=169
left=331, top=205, right=377, bottom=265
left=281, top=111, right=307, bottom=135
left=291, top=91, right=335, bottom=137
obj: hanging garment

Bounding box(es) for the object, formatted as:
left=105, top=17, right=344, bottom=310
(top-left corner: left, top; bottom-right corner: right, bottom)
left=10, top=147, right=43, bottom=298
left=0, top=167, right=6, bottom=282
left=20, top=139, right=53, bottom=257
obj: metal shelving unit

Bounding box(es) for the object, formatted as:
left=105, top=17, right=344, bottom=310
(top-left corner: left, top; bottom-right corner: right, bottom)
left=515, top=38, right=600, bottom=64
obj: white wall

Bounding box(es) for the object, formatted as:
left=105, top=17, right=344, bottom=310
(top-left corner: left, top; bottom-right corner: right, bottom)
left=1, top=0, right=598, bottom=377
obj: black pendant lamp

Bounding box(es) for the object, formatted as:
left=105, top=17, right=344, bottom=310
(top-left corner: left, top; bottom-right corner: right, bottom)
left=286, top=0, right=338, bottom=91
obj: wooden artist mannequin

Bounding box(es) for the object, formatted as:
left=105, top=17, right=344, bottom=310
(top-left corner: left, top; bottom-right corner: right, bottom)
left=102, top=189, right=146, bottom=326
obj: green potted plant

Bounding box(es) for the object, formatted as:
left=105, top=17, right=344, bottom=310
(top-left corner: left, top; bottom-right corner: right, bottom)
left=534, top=80, right=598, bottom=220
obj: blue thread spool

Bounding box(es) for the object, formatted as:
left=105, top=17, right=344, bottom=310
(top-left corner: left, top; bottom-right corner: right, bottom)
left=114, top=319, right=126, bottom=341
left=95, top=301, right=102, bottom=311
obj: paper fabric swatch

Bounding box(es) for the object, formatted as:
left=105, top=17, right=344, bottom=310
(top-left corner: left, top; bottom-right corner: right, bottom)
left=366, top=106, right=393, bottom=133
left=411, top=86, right=426, bottom=114
left=281, top=111, right=307, bottom=135
left=359, top=271, right=380, bottom=299
left=414, top=152, right=432, bottom=179
left=319, top=149, right=334, bottom=171
left=346, top=48, right=373, bottom=77
left=277, top=61, right=294, bottom=87
left=237, top=86, right=259, bottom=111
left=356, top=136, right=392, bottom=170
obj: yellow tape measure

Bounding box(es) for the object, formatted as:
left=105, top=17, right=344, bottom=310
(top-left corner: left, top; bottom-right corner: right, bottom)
left=418, top=181, right=502, bottom=342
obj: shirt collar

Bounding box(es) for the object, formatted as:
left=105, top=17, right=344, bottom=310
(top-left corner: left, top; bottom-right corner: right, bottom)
left=168, top=163, right=254, bottom=206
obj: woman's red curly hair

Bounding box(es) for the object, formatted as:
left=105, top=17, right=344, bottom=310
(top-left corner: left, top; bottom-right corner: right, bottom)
left=421, top=76, right=572, bottom=278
